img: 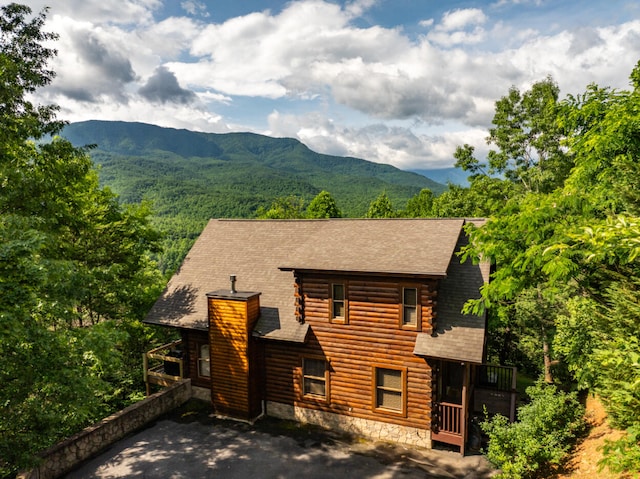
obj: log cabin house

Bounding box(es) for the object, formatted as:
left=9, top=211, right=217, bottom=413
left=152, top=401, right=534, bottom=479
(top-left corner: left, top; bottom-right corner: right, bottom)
left=143, top=218, right=516, bottom=454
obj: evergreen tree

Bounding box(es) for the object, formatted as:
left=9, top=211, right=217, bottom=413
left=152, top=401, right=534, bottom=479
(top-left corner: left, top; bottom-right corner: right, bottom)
left=365, top=191, right=397, bottom=218
left=306, top=190, right=342, bottom=218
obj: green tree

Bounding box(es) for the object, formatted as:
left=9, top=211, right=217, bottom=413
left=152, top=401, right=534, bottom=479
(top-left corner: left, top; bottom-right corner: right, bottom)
left=306, top=190, right=342, bottom=218
left=256, top=195, right=306, bottom=219
left=461, top=191, right=579, bottom=381
left=466, top=61, right=640, bottom=475
left=403, top=188, right=434, bottom=217
left=0, top=5, right=165, bottom=475
left=365, top=191, right=396, bottom=218
left=455, top=77, right=571, bottom=195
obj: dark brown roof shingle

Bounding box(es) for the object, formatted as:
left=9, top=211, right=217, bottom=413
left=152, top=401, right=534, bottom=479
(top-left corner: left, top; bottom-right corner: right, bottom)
left=145, top=218, right=488, bottom=352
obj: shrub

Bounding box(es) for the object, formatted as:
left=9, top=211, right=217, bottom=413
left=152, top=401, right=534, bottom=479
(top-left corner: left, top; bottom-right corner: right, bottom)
left=481, top=381, right=586, bottom=479
left=598, top=425, right=640, bottom=477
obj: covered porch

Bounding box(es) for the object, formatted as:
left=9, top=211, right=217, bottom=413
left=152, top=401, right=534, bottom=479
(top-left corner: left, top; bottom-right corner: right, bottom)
left=432, top=362, right=517, bottom=454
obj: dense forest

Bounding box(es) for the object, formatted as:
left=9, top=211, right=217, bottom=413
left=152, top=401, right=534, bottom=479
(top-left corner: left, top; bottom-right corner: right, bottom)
left=1, top=3, right=640, bottom=478
left=0, top=5, right=171, bottom=477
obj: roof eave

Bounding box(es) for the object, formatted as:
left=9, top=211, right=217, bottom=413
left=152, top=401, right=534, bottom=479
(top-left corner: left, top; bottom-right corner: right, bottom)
left=278, top=266, right=447, bottom=279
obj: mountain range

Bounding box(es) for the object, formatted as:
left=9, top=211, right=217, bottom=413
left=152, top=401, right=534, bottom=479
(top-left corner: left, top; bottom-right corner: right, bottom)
left=61, top=120, right=452, bottom=271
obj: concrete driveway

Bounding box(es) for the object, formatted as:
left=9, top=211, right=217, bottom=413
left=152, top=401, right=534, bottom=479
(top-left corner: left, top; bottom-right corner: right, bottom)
left=64, top=402, right=496, bottom=479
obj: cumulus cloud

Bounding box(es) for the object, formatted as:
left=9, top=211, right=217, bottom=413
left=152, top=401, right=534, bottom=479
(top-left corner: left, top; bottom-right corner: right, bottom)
left=139, top=66, right=197, bottom=104
left=45, top=24, right=136, bottom=102
left=439, top=8, right=488, bottom=31
left=33, top=0, right=640, bottom=169
left=29, top=0, right=161, bottom=25
left=568, top=27, right=605, bottom=56
left=426, top=8, right=488, bottom=46
left=267, top=110, right=488, bottom=170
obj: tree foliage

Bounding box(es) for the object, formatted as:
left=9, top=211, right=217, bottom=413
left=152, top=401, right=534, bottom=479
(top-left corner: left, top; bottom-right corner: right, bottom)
left=0, top=5, right=166, bottom=475
left=455, top=77, right=571, bottom=194
left=306, top=190, right=342, bottom=218
left=460, top=60, right=640, bottom=475
left=365, top=191, right=396, bottom=218
left=482, top=382, right=585, bottom=479
left=256, top=195, right=306, bottom=219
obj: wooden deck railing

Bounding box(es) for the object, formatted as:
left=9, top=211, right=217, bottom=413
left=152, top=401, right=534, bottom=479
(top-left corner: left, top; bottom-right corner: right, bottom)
left=435, top=402, right=463, bottom=435
left=474, top=364, right=518, bottom=422
left=143, top=340, right=184, bottom=395
left=477, top=364, right=517, bottom=391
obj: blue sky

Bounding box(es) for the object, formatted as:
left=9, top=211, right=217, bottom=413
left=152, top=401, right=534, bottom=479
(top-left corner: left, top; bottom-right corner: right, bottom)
left=23, top=0, right=640, bottom=170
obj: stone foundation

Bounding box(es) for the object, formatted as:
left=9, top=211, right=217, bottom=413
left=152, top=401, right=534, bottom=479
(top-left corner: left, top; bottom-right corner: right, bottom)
left=192, top=385, right=212, bottom=402
left=267, top=401, right=431, bottom=449
left=18, top=379, right=192, bottom=479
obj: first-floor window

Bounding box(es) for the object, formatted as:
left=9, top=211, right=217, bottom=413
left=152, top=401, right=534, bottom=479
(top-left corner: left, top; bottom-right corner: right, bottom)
left=302, top=357, right=328, bottom=399
left=373, top=367, right=405, bottom=414
left=198, top=343, right=210, bottom=377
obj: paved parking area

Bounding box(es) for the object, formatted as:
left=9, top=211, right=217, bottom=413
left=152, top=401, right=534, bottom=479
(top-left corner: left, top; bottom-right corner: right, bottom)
left=64, top=403, right=496, bottom=479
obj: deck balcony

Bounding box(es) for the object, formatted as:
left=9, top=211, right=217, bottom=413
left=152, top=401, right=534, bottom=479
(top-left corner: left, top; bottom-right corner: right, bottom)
left=473, top=364, right=518, bottom=422
left=143, top=340, right=185, bottom=395
left=433, top=363, right=517, bottom=454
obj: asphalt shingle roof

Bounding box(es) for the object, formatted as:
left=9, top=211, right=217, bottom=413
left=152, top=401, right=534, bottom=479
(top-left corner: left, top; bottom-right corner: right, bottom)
left=413, top=222, right=490, bottom=364
left=145, top=218, right=488, bottom=354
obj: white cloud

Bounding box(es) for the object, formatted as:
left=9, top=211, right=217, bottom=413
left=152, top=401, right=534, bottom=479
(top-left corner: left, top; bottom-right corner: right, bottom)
left=181, top=1, right=209, bottom=17
left=439, top=8, right=487, bottom=32
left=30, top=0, right=161, bottom=25
left=426, top=8, right=488, bottom=46
left=492, top=0, right=544, bottom=7
left=29, top=0, right=640, bottom=170
left=267, top=110, right=488, bottom=170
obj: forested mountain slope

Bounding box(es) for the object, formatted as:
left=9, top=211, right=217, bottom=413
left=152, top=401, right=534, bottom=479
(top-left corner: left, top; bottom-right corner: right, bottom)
left=62, top=120, right=445, bottom=271
left=63, top=120, right=445, bottom=216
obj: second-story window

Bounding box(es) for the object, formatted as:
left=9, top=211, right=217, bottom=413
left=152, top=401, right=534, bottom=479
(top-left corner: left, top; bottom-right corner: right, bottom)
left=402, top=287, right=419, bottom=328
left=330, top=282, right=348, bottom=323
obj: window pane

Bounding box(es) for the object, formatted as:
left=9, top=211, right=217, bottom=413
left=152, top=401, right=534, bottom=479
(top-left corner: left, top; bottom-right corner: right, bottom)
left=403, top=306, right=417, bottom=325
left=377, top=368, right=402, bottom=389
left=377, top=390, right=402, bottom=410
left=199, top=359, right=210, bottom=377
left=403, top=288, right=417, bottom=306
left=333, top=301, right=345, bottom=318
left=304, top=359, right=325, bottom=378
left=402, top=288, right=418, bottom=325
left=198, top=344, right=210, bottom=377
left=200, top=344, right=210, bottom=357
left=332, top=284, right=344, bottom=301
left=303, top=359, right=326, bottom=397
left=304, top=378, right=326, bottom=396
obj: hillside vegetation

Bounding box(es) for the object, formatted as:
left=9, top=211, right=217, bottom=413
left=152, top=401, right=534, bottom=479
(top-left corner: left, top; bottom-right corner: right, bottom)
left=3, top=5, right=640, bottom=478
left=62, top=120, right=445, bottom=271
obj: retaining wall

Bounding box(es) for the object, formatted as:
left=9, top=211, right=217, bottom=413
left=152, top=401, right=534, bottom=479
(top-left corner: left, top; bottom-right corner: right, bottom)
left=18, top=379, right=192, bottom=479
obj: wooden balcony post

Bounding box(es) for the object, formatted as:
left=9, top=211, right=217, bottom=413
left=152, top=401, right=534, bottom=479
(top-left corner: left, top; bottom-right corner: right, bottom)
left=460, top=363, right=469, bottom=455
left=143, top=352, right=150, bottom=396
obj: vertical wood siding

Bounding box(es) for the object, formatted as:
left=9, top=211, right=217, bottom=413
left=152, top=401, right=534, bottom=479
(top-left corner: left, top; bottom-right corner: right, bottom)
left=209, top=295, right=262, bottom=419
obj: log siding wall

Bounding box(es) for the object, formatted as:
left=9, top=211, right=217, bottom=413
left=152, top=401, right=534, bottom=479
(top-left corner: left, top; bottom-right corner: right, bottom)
left=181, top=329, right=210, bottom=389
left=265, top=273, right=437, bottom=431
